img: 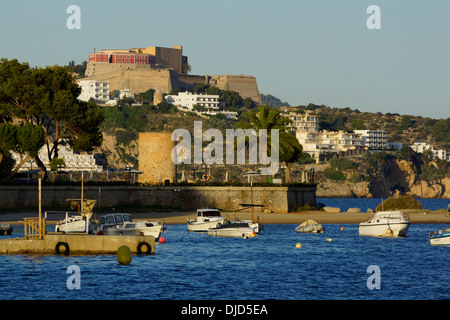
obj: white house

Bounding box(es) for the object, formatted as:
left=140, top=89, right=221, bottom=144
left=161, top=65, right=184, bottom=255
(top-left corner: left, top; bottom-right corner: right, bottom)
left=166, top=91, right=220, bottom=111
left=12, top=144, right=103, bottom=172
left=77, top=80, right=110, bottom=103
left=411, top=141, right=448, bottom=161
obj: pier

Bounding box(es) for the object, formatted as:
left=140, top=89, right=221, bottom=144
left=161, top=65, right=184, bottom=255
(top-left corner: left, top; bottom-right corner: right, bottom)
left=0, top=233, right=155, bottom=255
left=0, top=178, right=156, bottom=255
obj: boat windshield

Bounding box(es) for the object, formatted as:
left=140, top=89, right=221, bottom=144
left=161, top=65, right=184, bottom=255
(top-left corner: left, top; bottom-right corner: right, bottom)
left=124, top=214, right=132, bottom=222
left=114, top=215, right=123, bottom=224
left=200, top=210, right=221, bottom=217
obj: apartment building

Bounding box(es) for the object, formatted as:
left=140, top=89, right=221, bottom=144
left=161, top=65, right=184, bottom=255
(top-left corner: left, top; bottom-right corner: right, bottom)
left=13, top=144, right=103, bottom=173
left=166, top=91, right=220, bottom=111
left=354, top=130, right=388, bottom=149
left=296, top=130, right=366, bottom=162
left=78, top=80, right=110, bottom=103
left=280, top=107, right=319, bottom=132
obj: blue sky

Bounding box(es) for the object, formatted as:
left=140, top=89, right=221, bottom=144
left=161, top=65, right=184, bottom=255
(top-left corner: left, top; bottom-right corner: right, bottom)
left=1, top=0, right=449, bottom=119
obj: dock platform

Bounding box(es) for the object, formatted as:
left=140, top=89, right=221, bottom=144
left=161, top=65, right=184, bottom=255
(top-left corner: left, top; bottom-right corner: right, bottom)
left=0, top=233, right=155, bottom=255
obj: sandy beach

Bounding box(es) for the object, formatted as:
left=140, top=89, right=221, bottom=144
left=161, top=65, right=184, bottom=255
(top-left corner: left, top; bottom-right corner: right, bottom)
left=1, top=209, right=448, bottom=225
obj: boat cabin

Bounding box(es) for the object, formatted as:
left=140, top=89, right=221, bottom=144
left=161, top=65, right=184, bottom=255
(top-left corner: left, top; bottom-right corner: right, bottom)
left=196, top=209, right=222, bottom=221
left=370, top=211, right=409, bottom=223
left=99, top=213, right=132, bottom=228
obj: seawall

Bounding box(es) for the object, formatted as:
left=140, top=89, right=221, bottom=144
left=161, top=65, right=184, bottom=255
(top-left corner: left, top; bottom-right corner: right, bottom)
left=0, top=185, right=316, bottom=213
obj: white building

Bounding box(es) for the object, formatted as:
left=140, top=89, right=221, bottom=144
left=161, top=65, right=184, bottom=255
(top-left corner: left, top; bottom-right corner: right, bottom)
left=166, top=91, right=220, bottom=111
left=279, top=107, right=319, bottom=132
left=13, top=144, right=103, bottom=172
left=296, top=130, right=367, bottom=162
left=78, top=80, right=110, bottom=103
left=411, top=141, right=448, bottom=161
left=354, top=130, right=388, bottom=149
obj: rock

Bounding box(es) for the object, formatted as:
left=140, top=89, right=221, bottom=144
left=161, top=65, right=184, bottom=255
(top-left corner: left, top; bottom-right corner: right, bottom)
left=324, top=207, right=341, bottom=213
left=346, top=208, right=361, bottom=213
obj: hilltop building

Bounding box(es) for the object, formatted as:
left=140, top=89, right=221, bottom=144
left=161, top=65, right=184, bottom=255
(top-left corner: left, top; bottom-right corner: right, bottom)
left=279, top=107, right=319, bottom=132
left=166, top=91, right=220, bottom=111
left=354, top=130, right=388, bottom=149
left=78, top=80, right=110, bottom=103
left=88, top=45, right=187, bottom=74
left=165, top=91, right=238, bottom=119
left=411, top=141, right=449, bottom=161
left=81, top=44, right=262, bottom=105
left=296, top=130, right=367, bottom=161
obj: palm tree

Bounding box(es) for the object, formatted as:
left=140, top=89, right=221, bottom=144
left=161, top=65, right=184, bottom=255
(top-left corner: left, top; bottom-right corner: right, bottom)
left=235, top=105, right=303, bottom=182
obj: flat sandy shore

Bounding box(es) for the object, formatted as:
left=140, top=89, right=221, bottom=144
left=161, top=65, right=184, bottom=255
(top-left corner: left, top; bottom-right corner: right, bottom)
left=1, top=209, right=448, bottom=225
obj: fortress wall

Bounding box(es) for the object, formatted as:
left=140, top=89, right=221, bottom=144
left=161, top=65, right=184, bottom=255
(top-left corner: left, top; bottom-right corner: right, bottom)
left=209, top=75, right=262, bottom=105
left=83, top=64, right=262, bottom=104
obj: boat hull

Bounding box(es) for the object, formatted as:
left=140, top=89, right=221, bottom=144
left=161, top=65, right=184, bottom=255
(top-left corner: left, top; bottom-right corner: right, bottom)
left=295, top=224, right=325, bottom=233
left=55, top=220, right=97, bottom=234
left=359, top=222, right=410, bottom=237
left=429, top=231, right=450, bottom=246
left=207, top=223, right=256, bottom=238
left=187, top=219, right=224, bottom=232
left=103, top=225, right=163, bottom=239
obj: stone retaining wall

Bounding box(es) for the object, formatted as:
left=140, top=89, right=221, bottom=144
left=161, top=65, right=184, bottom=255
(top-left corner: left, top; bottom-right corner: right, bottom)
left=0, top=185, right=316, bottom=213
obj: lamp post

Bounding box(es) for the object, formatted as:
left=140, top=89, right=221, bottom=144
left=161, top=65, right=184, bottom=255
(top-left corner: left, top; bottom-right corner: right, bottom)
left=243, top=171, right=259, bottom=223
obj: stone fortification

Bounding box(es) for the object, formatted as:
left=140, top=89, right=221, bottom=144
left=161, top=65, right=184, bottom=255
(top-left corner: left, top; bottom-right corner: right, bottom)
left=82, top=63, right=261, bottom=104
left=138, top=132, right=176, bottom=184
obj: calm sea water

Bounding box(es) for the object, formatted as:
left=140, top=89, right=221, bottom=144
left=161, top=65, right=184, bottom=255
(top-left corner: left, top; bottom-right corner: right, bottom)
left=0, top=199, right=448, bottom=301
left=318, top=197, right=450, bottom=212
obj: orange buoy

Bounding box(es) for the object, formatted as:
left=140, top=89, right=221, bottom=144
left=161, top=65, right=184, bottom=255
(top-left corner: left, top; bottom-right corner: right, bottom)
left=386, top=229, right=392, bottom=235
left=159, top=237, right=165, bottom=243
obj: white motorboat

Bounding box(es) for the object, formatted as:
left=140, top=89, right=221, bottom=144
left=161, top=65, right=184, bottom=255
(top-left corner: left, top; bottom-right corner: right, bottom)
left=359, top=211, right=410, bottom=237
left=295, top=220, right=325, bottom=233
left=54, top=199, right=97, bottom=234
left=97, top=213, right=165, bottom=240
left=429, top=228, right=450, bottom=246
left=207, top=221, right=256, bottom=238
left=187, top=209, right=224, bottom=232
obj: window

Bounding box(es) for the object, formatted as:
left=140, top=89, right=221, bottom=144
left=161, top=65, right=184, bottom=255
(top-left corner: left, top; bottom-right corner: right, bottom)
left=114, top=215, right=123, bottom=224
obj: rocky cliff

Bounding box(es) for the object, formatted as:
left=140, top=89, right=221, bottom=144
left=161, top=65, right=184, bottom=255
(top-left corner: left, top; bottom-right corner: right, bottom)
left=316, top=159, right=450, bottom=198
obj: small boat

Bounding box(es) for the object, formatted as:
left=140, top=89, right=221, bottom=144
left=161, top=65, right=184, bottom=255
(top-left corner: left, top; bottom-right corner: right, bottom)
left=207, top=221, right=256, bottom=238
left=187, top=209, right=224, bottom=232
left=97, top=213, right=165, bottom=240
left=54, top=199, right=98, bottom=234
left=429, top=228, right=450, bottom=246
left=295, top=220, right=325, bottom=233
left=0, top=223, right=13, bottom=235
left=359, top=211, right=410, bottom=237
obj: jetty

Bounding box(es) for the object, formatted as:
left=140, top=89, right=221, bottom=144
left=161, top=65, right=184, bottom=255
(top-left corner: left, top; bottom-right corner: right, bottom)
left=0, top=178, right=155, bottom=255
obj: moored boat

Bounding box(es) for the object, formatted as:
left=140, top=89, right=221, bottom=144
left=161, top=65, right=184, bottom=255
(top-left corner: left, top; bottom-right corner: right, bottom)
left=429, top=228, right=450, bottom=246
left=295, top=220, right=325, bottom=233
left=97, top=213, right=165, bottom=240
left=207, top=221, right=256, bottom=238
left=359, top=211, right=410, bottom=237
left=187, top=209, right=224, bottom=232
left=54, top=199, right=97, bottom=234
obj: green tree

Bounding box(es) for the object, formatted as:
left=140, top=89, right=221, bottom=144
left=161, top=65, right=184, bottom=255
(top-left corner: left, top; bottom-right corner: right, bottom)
left=0, top=59, right=104, bottom=180
left=0, top=123, right=45, bottom=180
left=236, top=105, right=303, bottom=182
left=49, top=157, right=66, bottom=171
